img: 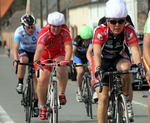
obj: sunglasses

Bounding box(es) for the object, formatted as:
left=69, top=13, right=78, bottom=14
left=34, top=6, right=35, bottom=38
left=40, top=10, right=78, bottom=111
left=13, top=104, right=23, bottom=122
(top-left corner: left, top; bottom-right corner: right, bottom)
left=108, top=19, right=125, bottom=25
left=24, top=25, right=34, bottom=29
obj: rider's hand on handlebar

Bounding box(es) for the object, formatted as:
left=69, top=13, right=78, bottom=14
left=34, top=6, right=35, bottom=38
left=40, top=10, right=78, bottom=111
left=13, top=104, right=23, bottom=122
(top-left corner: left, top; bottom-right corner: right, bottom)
left=95, top=66, right=104, bottom=81
left=34, top=60, right=44, bottom=71
left=13, top=60, right=20, bottom=67
left=137, top=63, right=144, bottom=78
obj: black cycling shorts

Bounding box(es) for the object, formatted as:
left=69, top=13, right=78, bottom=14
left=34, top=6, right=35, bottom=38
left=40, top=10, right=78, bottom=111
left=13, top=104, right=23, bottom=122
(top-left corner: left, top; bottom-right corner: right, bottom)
left=100, top=55, right=130, bottom=87
left=18, top=50, right=34, bottom=63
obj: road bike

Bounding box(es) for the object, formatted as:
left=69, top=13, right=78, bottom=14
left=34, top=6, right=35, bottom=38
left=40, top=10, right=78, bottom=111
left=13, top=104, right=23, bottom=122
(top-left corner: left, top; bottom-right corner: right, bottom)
left=79, top=64, right=93, bottom=119
left=98, top=64, right=143, bottom=123
left=40, top=60, right=70, bottom=123
left=15, top=62, right=36, bottom=123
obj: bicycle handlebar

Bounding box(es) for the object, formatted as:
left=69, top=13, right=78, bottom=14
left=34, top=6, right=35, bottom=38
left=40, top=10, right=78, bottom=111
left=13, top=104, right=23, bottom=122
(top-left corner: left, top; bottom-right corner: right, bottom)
left=98, top=64, right=144, bottom=93
left=41, top=60, right=71, bottom=67
left=15, top=61, right=33, bottom=74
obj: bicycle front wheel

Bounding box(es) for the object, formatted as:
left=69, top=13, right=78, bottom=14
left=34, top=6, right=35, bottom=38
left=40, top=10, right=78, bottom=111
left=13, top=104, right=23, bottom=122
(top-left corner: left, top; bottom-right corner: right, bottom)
left=24, top=78, right=34, bottom=123
left=118, top=94, right=129, bottom=123
left=48, top=82, right=58, bottom=123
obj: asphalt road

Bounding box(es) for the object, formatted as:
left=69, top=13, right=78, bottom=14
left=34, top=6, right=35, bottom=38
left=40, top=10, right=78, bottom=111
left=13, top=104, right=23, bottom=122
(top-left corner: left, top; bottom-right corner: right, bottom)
left=0, top=55, right=149, bottom=123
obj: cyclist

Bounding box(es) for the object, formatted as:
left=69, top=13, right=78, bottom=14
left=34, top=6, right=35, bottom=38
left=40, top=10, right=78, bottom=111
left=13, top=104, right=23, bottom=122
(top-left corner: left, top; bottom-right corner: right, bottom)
left=33, top=11, right=72, bottom=120
left=143, top=10, right=150, bottom=122
left=86, top=43, right=98, bottom=103
left=92, top=0, right=142, bottom=122
left=13, top=14, right=41, bottom=116
left=71, top=25, right=93, bottom=102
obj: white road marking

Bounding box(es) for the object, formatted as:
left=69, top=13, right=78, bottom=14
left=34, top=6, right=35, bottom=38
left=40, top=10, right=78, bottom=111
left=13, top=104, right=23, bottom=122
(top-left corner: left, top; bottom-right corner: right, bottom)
left=132, top=100, right=148, bottom=108
left=0, top=105, right=15, bottom=123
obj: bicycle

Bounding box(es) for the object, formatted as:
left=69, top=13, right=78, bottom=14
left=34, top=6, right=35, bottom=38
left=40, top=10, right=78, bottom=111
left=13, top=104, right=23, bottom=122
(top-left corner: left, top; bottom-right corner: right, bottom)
left=77, top=64, right=93, bottom=119
left=15, top=61, right=36, bottom=123
left=98, top=64, right=143, bottom=123
left=39, top=60, right=70, bottom=123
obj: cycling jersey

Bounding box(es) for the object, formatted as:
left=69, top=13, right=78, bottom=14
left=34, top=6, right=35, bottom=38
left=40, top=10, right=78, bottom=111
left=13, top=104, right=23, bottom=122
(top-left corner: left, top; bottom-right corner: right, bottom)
left=37, top=24, right=72, bottom=59
left=93, top=23, right=138, bottom=59
left=73, top=35, right=90, bottom=57
left=144, top=11, right=150, bottom=33
left=14, top=25, right=41, bottom=53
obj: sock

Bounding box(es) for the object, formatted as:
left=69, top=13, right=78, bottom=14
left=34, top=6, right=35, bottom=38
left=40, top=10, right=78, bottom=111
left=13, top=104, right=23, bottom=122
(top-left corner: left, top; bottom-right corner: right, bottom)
left=59, top=92, right=65, bottom=95
left=125, top=95, right=129, bottom=101
left=40, top=105, right=46, bottom=108
left=78, top=87, right=82, bottom=91
left=34, top=99, right=38, bottom=107
left=18, top=77, right=23, bottom=84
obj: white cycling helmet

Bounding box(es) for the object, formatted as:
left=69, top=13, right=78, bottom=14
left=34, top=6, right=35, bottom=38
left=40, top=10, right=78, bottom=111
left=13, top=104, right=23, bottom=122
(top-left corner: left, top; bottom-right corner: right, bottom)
left=47, top=11, right=65, bottom=26
left=105, top=0, right=128, bottom=18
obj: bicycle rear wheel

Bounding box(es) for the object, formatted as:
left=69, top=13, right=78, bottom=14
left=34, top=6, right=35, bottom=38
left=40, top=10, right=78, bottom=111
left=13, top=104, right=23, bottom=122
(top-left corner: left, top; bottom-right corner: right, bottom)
left=118, top=94, right=129, bottom=123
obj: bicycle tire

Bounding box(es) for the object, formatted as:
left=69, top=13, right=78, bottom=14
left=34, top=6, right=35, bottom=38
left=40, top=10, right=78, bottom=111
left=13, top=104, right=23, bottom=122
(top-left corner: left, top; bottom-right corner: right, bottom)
left=118, top=94, right=129, bottom=123
left=87, top=77, right=93, bottom=119
left=53, top=82, right=58, bottom=123
left=48, top=82, right=58, bottom=123
left=25, top=78, right=34, bottom=123
left=82, top=78, right=91, bottom=117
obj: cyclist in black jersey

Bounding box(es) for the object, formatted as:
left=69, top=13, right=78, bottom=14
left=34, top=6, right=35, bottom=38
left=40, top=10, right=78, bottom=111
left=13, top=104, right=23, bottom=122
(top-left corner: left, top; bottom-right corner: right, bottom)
left=71, top=25, right=93, bottom=102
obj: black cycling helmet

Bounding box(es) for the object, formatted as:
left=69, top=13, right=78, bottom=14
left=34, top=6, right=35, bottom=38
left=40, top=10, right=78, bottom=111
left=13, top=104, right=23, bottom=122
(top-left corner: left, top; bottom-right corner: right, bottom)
left=21, top=14, right=36, bottom=26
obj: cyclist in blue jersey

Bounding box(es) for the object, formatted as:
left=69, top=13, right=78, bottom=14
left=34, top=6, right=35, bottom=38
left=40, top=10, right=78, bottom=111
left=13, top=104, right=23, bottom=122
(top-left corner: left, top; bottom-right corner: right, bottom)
left=13, top=14, right=41, bottom=117
left=71, top=25, right=93, bottom=102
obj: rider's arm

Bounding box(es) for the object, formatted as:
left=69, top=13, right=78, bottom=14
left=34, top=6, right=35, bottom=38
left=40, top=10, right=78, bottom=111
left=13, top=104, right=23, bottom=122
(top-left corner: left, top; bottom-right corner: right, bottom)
left=34, top=44, right=45, bottom=61
left=143, top=33, right=150, bottom=66
left=64, top=41, right=72, bottom=61
left=93, top=44, right=102, bottom=68
left=86, top=45, right=93, bottom=63
left=71, top=45, right=77, bottom=61
left=130, top=43, right=142, bottom=65
left=13, top=42, right=20, bottom=60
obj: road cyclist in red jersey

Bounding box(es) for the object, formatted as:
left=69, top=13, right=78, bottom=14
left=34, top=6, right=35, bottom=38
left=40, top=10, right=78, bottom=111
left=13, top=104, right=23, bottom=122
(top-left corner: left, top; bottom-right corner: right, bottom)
left=33, top=11, right=72, bottom=120
left=92, top=0, right=143, bottom=122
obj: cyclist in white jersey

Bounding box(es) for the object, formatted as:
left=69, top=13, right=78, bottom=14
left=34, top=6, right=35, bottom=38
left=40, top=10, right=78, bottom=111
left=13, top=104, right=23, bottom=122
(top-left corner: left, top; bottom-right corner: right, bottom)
left=13, top=14, right=41, bottom=117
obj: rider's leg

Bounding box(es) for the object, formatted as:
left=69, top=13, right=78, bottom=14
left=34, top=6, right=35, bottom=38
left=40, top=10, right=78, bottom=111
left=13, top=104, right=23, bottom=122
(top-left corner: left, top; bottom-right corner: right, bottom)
left=116, top=59, right=131, bottom=96
left=96, top=86, right=109, bottom=123
left=76, top=66, right=84, bottom=90
left=16, top=55, right=29, bottom=93
left=148, top=99, right=150, bottom=122
left=33, top=74, right=38, bottom=101
left=55, top=56, right=68, bottom=93
left=37, top=69, right=50, bottom=106
left=116, top=58, right=134, bottom=120
left=18, top=56, right=29, bottom=81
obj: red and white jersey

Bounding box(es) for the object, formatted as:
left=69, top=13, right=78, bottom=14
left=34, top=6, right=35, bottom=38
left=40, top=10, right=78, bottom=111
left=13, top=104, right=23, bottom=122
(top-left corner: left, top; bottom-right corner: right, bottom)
left=92, top=23, right=138, bottom=59
left=37, top=24, right=72, bottom=58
